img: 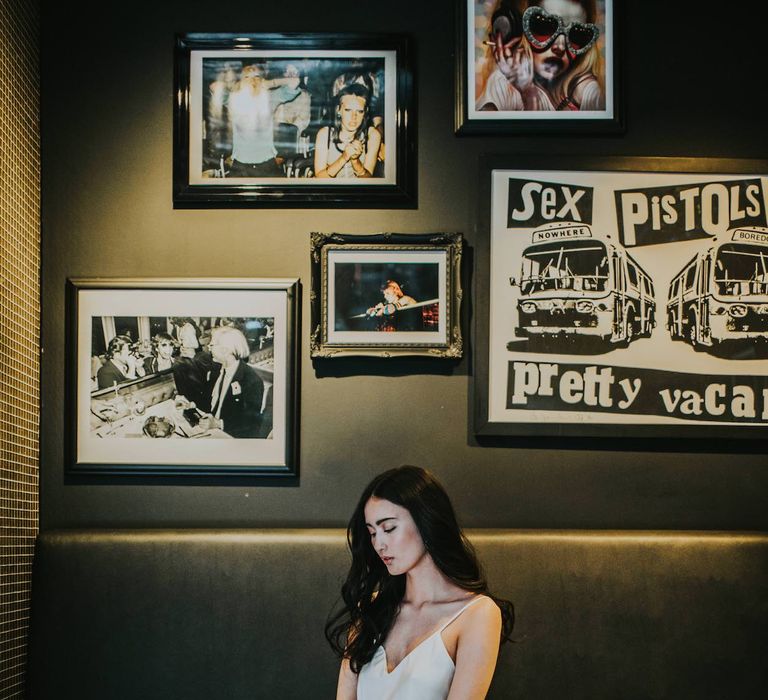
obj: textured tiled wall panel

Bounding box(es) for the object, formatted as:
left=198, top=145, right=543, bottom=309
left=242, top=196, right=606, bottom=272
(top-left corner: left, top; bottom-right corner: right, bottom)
left=0, top=0, right=40, bottom=698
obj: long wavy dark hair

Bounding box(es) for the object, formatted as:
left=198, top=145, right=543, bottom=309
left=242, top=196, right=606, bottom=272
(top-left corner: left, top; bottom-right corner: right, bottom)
left=332, top=82, right=371, bottom=149
left=325, top=465, right=515, bottom=673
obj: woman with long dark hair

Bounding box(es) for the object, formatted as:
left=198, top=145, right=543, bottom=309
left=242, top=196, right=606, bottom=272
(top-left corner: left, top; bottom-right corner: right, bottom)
left=326, top=465, right=514, bottom=699
left=314, top=83, right=382, bottom=179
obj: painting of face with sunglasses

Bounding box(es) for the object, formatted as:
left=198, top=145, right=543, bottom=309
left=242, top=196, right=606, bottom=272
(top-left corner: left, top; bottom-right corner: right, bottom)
left=474, top=0, right=607, bottom=114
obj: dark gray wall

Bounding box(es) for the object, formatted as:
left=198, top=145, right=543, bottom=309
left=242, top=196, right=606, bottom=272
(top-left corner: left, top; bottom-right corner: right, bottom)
left=40, top=1, right=767, bottom=531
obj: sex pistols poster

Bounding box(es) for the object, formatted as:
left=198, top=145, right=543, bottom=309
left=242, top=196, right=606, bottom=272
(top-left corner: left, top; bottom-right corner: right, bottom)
left=485, top=166, right=768, bottom=435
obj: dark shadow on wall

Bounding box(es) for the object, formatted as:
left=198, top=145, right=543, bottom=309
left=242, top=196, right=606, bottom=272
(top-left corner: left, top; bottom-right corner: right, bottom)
left=313, top=355, right=463, bottom=379
left=64, top=473, right=301, bottom=488
left=470, top=433, right=768, bottom=456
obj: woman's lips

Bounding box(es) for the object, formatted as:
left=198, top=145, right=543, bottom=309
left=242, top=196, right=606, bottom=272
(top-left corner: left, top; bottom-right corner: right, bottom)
left=381, top=556, right=394, bottom=565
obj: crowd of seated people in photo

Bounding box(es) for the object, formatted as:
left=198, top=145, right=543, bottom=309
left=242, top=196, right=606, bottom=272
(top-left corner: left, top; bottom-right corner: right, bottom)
left=204, top=60, right=385, bottom=180
left=91, top=318, right=273, bottom=439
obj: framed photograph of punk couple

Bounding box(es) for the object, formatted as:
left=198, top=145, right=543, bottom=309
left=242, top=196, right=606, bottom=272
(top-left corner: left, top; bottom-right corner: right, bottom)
left=66, top=278, right=300, bottom=477
left=310, top=233, right=463, bottom=358
left=475, top=155, right=768, bottom=439
left=173, top=33, right=416, bottom=208
left=456, top=0, right=621, bottom=134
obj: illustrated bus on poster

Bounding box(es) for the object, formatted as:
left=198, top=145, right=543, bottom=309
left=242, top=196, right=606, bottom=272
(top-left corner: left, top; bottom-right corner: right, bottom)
left=667, top=227, right=768, bottom=352
left=509, top=223, right=655, bottom=346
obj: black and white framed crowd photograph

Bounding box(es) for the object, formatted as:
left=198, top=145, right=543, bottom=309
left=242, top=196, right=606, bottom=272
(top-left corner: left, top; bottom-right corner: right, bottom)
left=173, top=33, right=416, bottom=208
left=66, top=278, right=299, bottom=476
left=456, top=0, right=621, bottom=134
left=475, top=155, right=768, bottom=440
left=310, top=232, right=463, bottom=358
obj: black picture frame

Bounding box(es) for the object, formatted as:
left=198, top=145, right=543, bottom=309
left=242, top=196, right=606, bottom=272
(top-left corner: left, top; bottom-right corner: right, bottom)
left=173, top=33, right=416, bottom=208
left=310, top=232, right=463, bottom=358
left=455, top=0, right=622, bottom=135
left=66, top=278, right=300, bottom=477
left=475, top=154, right=768, bottom=439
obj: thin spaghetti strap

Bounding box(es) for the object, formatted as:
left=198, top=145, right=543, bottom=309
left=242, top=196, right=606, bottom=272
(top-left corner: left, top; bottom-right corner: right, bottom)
left=438, top=595, right=487, bottom=633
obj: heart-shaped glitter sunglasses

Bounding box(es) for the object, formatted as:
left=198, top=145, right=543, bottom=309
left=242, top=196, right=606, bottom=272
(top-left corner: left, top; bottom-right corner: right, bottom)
left=522, top=6, right=599, bottom=58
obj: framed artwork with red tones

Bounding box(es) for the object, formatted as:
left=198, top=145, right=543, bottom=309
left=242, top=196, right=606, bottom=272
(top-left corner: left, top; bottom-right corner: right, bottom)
left=456, top=0, right=621, bottom=134
left=310, top=233, right=463, bottom=358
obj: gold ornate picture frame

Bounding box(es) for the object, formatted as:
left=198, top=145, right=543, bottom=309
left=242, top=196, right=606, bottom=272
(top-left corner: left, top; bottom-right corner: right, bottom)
left=310, top=232, right=463, bottom=358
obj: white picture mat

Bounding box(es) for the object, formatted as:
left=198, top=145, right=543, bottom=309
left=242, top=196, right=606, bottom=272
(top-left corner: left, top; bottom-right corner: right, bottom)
left=77, top=288, right=289, bottom=467
left=327, top=249, right=447, bottom=345
left=188, top=49, right=398, bottom=185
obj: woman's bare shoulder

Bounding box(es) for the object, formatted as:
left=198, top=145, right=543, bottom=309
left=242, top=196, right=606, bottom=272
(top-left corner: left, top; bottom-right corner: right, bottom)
left=442, top=595, right=501, bottom=665
left=471, top=594, right=499, bottom=612
left=460, top=595, right=501, bottom=630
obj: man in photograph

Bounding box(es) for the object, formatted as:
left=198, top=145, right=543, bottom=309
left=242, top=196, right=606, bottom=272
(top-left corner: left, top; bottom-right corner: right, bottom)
left=273, top=63, right=311, bottom=149
left=200, top=326, right=268, bottom=438
left=96, top=335, right=144, bottom=389
left=227, top=62, right=302, bottom=177
left=366, top=279, right=420, bottom=331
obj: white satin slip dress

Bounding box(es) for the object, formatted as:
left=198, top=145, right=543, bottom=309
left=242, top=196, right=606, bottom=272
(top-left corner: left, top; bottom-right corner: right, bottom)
left=356, top=595, right=487, bottom=700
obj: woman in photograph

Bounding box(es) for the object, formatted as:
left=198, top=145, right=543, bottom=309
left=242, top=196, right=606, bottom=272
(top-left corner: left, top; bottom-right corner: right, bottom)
left=202, top=325, right=266, bottom=439
left=171, top=317, right=201, bottom=359
left=476, top=0, right=604, bottom=113
left=326, top=465, right=514, bottom=699
left=142, top=333, right=177, bottom=374
left=96, top=335, right=144, bottom=389
left=314, top=83, right=382, bottom=179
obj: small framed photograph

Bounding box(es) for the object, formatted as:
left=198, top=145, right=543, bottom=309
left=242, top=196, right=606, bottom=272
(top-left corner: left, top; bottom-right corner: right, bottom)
left=456, top=0, right=621, bottom=134
left=310, top=233, right=463, bottom=358
left=476, top=154, right=768, bottom=439
left=173, top=33, right=415, bottom=208
left=67, top=278, right=300, bottom=476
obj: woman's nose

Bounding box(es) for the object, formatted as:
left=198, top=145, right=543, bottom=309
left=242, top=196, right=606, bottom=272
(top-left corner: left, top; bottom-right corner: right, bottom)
left=551, top=34, right=566, bottom=55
